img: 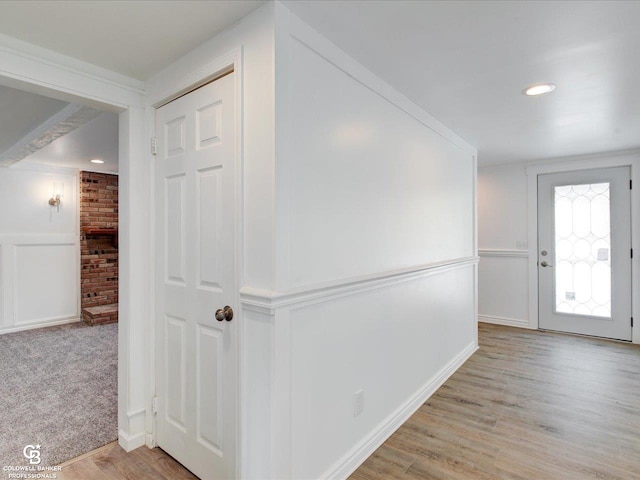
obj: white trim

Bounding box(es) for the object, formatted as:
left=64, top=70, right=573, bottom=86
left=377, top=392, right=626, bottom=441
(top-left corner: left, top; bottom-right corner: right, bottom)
left=118, top=429, right=146, bottom=452
left=0, top=317, right=80, bottom=335
left=6, top=161, right=79, bottom=176
left=478, top=315, right=531, bottom=329
left=240, top=257, right=479, bottom=313
left=481, top=148, right=640, bottom=169
left=472, top=154, right=479, bottom=348
left=14, top=312, right=78, bottom=326
left=118, top=407, right=146, bottom=452
left=75, top=168, right=119, bottom=176
left=147, top=47, right=245, bottom=476
left=9, top=241, right=79, bottom=328
left=0, top=32, right=144, bottom=92
left=145, top=433, right=156, bottom=448
left=148, top=51, right=237, bottom=108
left=144, top=104, right=157, bottom=451
left=0, top=32, right=144, bottom=108
left=478, top=249, right=529, bottom=258
left=233, top=51, right=246, bottom=480
left=322, top=341, right=478, bottom=480
left=527, top=165, right=539, bottom=332
left=525, top=150, right=640, bottom=342
left=283, top=12, right=475, bottom=157
left=127, top=407, right=146, bottom=418
left=0, top=234, right=77, bottom=244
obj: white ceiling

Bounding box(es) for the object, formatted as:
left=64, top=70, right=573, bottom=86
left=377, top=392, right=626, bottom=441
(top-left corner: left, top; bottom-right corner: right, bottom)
left=0, top=85, right=69, bottom=153
left=24, top=112, right=119, bottom=173
left=283, top=0, right=640, bottom=165
left=0, top=0, right=264, bottom=173
left=0, top=1, right=638, bottom=165
left=0, top=84, right=114, bottom=172
left=0, top=0, right=265, bottom=81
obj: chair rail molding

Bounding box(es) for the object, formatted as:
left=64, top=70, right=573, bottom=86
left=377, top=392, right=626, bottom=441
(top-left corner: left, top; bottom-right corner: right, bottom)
left=240, top=256, right=479, bottom=313
left=478, top=249, right=529, bottom=258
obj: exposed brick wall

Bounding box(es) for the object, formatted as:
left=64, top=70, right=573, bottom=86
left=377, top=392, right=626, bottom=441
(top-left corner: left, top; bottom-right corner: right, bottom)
left=80, top=171, right=118, bottom=323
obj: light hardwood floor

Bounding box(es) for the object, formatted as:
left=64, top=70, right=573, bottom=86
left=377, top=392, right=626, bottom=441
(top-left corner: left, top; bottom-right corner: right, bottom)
left=350, top=323, right=640, bottom=480
left=59, top=324, right=640, bottom=479
left=58, top=442, right=197, bottom=480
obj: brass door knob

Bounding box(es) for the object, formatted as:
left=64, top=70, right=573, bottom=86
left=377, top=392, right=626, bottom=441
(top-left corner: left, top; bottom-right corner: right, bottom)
left=215, top=306, right=234, bottom=322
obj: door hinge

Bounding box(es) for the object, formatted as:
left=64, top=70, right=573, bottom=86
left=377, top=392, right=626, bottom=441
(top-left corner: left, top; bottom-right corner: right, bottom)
left=150, top=137, right=157, bottom=156
left=630, top=179, right=633, bottom=190
left=632, top=317, right=634, bottom=328
left=152, top=396, right=158, bottom=414
left=632, top=248, right=634, bottom=259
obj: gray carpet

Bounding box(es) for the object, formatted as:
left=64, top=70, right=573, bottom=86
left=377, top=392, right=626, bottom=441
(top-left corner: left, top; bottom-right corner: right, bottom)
left=0, top=322, right=117, bottom=473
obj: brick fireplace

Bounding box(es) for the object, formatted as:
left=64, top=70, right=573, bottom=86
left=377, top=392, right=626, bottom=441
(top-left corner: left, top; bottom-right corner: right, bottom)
left=80, top=171, right=118, bottom=325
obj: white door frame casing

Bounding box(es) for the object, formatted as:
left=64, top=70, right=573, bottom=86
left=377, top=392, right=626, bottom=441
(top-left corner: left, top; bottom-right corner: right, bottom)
left=0, top=36, right=152, bottom=448
left=146, top=48, right=244, bottom=471
left=526, top=150, right=640, bottom=343
left=0, top=35, right=247, bottom=457
left=537, top=166, right=632, bottom=340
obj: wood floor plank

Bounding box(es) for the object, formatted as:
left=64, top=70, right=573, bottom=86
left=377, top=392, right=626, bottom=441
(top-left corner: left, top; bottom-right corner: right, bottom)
left=59, top=444, right=190, bottom=480
left=59, top=456, right=117, bottom=480
left=91, top=445, right=160, bottom=480
left=350, top=323, right=640, bottom=480
left=133, top=445, right=199, bottom=480
left=58, top=324, right=640, bottom=480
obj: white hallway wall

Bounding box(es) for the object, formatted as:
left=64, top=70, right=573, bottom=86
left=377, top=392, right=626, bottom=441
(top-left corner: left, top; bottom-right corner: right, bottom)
left=477, top=163, right=530, bottom=327
left=146, top=2, right=478, bottom=478
left=478, top=151, right=640, bottom=342
left=0, top=163, right=79, bottom=333
left=255, top=4, right=477, bottom=479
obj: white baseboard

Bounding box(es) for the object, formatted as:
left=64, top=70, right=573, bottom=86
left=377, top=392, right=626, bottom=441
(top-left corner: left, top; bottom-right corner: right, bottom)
left=478, top=315, right=531, bottom=329
left=0, top=317, right=81, bottom=335
left=145, top=433, right=157, bottom=448
left=323, top=341, right=478, bottom=480
left=118, top=429, right=146, bottom=452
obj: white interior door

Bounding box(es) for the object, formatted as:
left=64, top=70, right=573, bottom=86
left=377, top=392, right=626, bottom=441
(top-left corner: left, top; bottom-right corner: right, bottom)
left=155, top=72, right=237, bottom=479
left=538, top=167, right=632, bottom=341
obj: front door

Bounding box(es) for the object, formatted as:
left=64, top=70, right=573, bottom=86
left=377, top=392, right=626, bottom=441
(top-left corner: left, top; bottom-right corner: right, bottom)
left=155, top=72, right=237, bottom=479
left=538, top=167, right=632, bottom=341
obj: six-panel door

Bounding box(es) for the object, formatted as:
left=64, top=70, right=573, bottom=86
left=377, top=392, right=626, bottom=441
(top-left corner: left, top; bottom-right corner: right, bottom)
left=155, top=73, right=237, bottom=480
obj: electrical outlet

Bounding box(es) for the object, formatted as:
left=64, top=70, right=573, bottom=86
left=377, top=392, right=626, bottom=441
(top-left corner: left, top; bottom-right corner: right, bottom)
left=354, top=389, right=364, bottom=417
left=516, top=241, right=528, bottom=250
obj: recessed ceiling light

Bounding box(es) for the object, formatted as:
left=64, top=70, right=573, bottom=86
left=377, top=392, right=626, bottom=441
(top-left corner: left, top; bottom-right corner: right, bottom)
left=522, top=83, right=556, bottom=96
left=90, top=159, right=104, bottom=164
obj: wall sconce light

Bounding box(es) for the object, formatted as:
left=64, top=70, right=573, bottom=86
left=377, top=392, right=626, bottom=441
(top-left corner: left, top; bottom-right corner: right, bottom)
left=49, top=182, right=63, bottom=212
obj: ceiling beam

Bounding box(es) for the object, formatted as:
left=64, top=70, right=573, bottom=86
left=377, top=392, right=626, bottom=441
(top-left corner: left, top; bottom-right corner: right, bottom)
left=0, top=103, right=100, bottom=166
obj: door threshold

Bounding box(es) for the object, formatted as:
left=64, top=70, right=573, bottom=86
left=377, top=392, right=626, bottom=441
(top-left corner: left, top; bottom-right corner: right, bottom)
left=538, top=328, right=632, bottom=344
left=58, top=441, right=119, bottom=468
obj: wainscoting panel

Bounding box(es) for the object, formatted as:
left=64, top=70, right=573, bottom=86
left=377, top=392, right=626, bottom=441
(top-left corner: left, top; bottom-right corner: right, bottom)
left=287, top=263, right=476, bottom=480
left=0, top=165, right=80, bottom=333
left=14, top=241, right=79, bottom=326
left=478, top=250, right=529, bottom=327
